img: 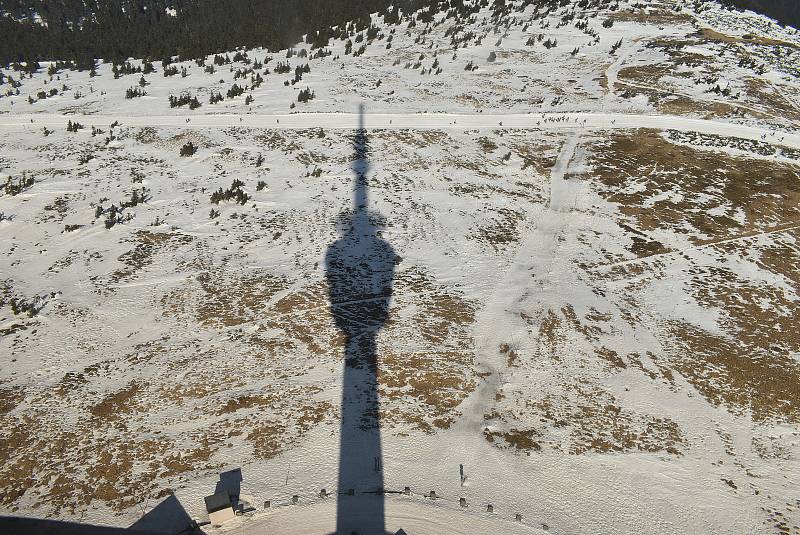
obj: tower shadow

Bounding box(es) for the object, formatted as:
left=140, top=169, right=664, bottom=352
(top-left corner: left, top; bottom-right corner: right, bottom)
left=325, top=105, right=396, bottom=535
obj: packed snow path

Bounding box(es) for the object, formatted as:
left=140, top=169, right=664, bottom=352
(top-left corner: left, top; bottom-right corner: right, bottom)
left=216, top=497, right=544, bottom=535
left=2, top=112, right=799, bottom=149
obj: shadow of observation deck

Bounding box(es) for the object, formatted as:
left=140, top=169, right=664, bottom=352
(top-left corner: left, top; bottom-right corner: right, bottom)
left=325, top=105, right=397, bottom=535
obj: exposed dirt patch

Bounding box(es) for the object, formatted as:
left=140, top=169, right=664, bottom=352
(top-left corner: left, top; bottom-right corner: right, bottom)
left=377, top=268, right=479, bottom=431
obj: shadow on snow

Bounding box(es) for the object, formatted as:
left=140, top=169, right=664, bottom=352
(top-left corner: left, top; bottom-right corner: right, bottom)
left=325, top=105, right=399, bottom=535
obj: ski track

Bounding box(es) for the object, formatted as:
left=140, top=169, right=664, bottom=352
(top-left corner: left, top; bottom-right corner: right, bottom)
left=458, top=132, right=580, bottom=437
left=2, top=112, right=800, bottom=149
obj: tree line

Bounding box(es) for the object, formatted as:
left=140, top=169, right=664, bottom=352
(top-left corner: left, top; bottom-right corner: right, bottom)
left=719, top=0, right=799, bottom=29
left=0, top=0, right=433, bottom=66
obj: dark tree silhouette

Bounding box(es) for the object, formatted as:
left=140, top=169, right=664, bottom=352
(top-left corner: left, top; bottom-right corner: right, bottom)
left=325, top=105, right=397, bottom=534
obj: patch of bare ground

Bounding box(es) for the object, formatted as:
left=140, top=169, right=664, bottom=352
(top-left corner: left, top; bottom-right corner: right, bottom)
left=111, top=230, right=193, bottom=283
left=486, top=381, right=684, bottom=455
left=0, top=386, right=22, bottom=414
left=615, top=45, right=756, bottom=119
left=583, top=130, right=800, bottom=243
left=379, top=350, right=475, bottom=432
left=618, top=64, right=675, bottom=86
left=135, top=128, right=212, bottom=151
left=564, top=305, right=666, bottom=377
left=0, top=412, right=220, bottom=513
left=699, top=28, right=800, bottom=50
left=471, top=207, right=524, bottom=250
left=660, top=236, right=800, bottom=422
left=55, top=360, right=109, bottom=396
left=254, top=130, right=304, bottom=153
left=455, top=93, right=485, bottom=109
left=376, top=268, right=479, bottom=431
left=657, top=96, right=741, bottom=118
left=376, top=129, right=449, bottom=149
left=662, top=320, right=800, bottom=422
left=743, top=77, right=800, bottom=121
left=484, top=428, right=542, bottom=452
left=595, top=347, right=626, bottom=370
left=264, top=280, right=343, bottom=355
left=441, top=156, right=501, bottom=179
left=89, top=381, right=144, bottom=419
left=560, top=304, right=615, bottom=342
left=609, top=7, right=694, bottom=26
left=162, top=269, right=290, bottom=329
left=616, top=76, right=744, bottom=120
left=162, top=263, right=478, bottom=433
left=215, top=387, right=335, bottom=459
left=7, top=345, right=335, bottom=514
left=499, top=343, right=519, bottom=367
left=476, top=136, right=498, bottom=153
left=510, top=140, right=561, bottom=177
left=525, top=305, right=675, bottom=386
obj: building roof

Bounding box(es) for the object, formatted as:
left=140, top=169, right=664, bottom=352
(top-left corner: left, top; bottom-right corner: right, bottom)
left=204, top=492, right=232, bottom=514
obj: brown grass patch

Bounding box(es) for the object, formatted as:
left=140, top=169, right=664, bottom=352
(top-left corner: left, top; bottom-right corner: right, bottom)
left=0, top=416, right=219, bottom=513
left=618, top=64, right=674, bottom=86
left=664, top=320, right=800, bottom=422
left=162, top=264, right=478, bottom=433
left=595, top=347, right=626, bottom=370
left=536, top=309, right=562, bottom=359
left=89, top=381, right=143, bottom=418
left=472, top=208, right=524, bottom=250
left=657, top=96, right=740, bottom=118
left=487, top=381, right=684, bottom=455
left=511, top=141, right=561, bottom=177
left=245, top=397, right=335, bottom=459
left=610, top=8, right=694, bottom=26
left=455, top=93, right=485, bottom=109
left=584, top=130, right=800, bottom=243
left=484, top=428, right=542, bottom=451
left=477, top=137, right=498, bottom=153
left=699, top=28, right=799, bottom=50
left=378, top=129, right=449, bottom=149
left=0, top=386, right=22, bottom=414
left=112, top=231, right=193, bottom=283
left=743, top=77, right=800, bottom=121
left=499, top=343, right=519, bottom=367
left=162, top=269, right=290, bottom=329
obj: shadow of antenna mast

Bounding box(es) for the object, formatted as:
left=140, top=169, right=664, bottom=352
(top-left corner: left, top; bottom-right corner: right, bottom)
left=325, top=104, right=397, bottom=534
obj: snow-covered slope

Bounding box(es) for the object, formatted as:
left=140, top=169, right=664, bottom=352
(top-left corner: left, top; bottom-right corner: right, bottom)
left=1, top=1, right=799, bottom=534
